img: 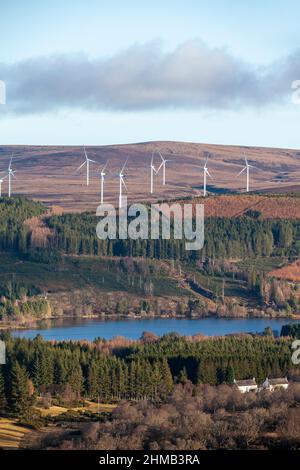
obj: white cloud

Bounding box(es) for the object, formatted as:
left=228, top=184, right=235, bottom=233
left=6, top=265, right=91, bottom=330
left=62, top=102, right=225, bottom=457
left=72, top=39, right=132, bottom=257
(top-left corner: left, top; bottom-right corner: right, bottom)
left=0, top=40, right=299, bottom=115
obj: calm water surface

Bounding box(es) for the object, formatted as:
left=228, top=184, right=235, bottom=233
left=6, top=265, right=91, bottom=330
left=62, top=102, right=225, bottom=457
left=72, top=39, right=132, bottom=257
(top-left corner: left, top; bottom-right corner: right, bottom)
left=11, top=317, right=299, bottom=341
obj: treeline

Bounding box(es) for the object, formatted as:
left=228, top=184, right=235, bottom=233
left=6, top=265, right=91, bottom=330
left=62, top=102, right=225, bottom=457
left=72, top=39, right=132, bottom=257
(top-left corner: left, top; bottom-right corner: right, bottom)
left=281, top=323, right=300, bottom=338
left=128, top=333, right=293, bottom=385
left=0, top=280, right=41, bottom=301
left=0, top=198, right=298, bottom=261
left=0, top=334, right=173, bottom=417
left=46, top=212, right=298, bottom=260
left=0, top=197, right=45, bottom=252
left=0, top=299, right=50, bottom=322
left=0, top=278, right=49, bottom=322
left=0, top=332, right=296, bottom=418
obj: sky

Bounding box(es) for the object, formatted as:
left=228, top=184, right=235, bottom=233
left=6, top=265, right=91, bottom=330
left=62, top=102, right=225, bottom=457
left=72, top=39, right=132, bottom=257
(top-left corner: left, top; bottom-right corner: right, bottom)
left=0, top=0, right=300, bottom=148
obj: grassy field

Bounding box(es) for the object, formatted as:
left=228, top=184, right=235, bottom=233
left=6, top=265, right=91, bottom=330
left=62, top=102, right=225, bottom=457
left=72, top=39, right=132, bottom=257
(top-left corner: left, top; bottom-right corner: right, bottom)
left=0, top=418, right=32, bottom=449
left=0, top=402, right=116, bottom=449
left=237, top=256, right=287, bottom=272
left=0, top=252, right=192, bottom=298
left=36, top=401, right=116, bottom=417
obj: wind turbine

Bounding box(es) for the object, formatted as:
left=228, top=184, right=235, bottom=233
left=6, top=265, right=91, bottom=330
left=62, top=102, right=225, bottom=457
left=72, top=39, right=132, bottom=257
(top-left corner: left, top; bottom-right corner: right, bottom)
left=7, top=155, right=16, bottom=198
left=76, top=147, right=97, bottom=186
left=203, top=156, right=213, bottom=197
left=238, top=154, right=255, bottom=192
left=157, top=152, right=171, bottom=186
left=150, top=153, right=159, bottom=194
left=99, top=161, right=108, bottom=205
left=118, top=158, right=129, bottom=208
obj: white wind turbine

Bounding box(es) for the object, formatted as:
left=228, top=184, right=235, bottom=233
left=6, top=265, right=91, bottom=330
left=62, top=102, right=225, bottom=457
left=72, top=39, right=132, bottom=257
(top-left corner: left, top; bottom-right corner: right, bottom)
left=150, top=153, right=159, bottom=194
left=238, top=154, right=255, bottom=192
left=157, top=152, right=171, bottom=186
left=203, top=156, right=213, bottom=197
left=99, top=161, right=108, bottom=205
left=6, top=155, right=17, bottom=198
left=76, top=146, right=97, bottom=186
left=118, top=158, right=129, bottom=208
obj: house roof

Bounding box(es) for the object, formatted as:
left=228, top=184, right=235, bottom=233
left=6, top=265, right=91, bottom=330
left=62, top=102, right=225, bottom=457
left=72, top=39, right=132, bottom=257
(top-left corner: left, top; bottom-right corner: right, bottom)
left=235, top=379, right=257, bottom=387
left=268, top=378, right=288, bottom=385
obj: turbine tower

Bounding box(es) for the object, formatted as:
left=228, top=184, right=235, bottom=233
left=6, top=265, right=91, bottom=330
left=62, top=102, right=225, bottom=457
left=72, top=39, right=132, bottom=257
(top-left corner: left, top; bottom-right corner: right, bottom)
left=157, top=152, right=171, bottom=186
left=100, top=161, right=108, bottom=205
left=238, top=154, right=255, bottom=192
left=7, top=155, right=16, bottom=198
left=203, top=156, right=213, bottom=197
left=118, top=158, right=129, bottom=208
left=150, top=153, right=158, bottom=194
left=76, top=146, right=97, bottom=186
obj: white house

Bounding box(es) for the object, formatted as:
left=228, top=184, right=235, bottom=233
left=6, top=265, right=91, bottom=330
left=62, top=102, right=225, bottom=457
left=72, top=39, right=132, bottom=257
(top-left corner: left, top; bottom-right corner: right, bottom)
left=261, top=377, right=289, bottom=392
left=234, top=378, right=258, bottom=393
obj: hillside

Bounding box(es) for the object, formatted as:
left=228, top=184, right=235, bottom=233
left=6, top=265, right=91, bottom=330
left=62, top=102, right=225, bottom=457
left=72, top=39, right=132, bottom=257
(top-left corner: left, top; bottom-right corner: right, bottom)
left=183, top=194, right=300, bottom=219
left=0, top=141, right=300, bottom=211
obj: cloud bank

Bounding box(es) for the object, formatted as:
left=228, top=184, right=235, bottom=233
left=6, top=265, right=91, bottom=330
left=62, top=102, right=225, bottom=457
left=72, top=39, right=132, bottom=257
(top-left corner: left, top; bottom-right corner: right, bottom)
left=0, top=40, right=299, bottom=115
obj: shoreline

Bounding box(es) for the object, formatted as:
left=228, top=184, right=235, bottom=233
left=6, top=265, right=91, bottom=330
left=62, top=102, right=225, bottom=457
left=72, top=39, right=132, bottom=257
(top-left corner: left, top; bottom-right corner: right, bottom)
left=1, top=312, right=299, bottom=333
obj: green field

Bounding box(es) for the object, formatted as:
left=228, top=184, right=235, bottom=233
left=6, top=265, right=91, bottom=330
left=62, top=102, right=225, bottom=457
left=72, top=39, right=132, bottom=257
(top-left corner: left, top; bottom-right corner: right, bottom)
left=237, top=256, right=287, bottom=272
left=0, top=253, right=192, bottom=298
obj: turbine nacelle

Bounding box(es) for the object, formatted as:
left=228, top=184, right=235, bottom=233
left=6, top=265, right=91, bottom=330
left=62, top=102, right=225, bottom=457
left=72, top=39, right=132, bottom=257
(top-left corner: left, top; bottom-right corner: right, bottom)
left=156, top=152, right=171, bottom=186
left=100, top=160, right=108, bottom=178
left=76, top=147, right=97, bottom=186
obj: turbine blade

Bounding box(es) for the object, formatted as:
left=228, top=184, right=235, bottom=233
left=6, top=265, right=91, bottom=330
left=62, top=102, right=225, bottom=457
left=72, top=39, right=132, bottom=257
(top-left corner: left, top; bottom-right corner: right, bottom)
left=88, top=158, right=97, bottom=164
left=83, top=147, right=88, bottom=161
left=238, top=166, right=247, bottom=175
left=9, top=154, right=14, bottom=170
left=206, top=170, right=213, bottom=180
left=157, top=162, right=163, bottom=173
left=159, top=152, right=165, bottom=163
left=121, top=157, right=129, bottom=173
left=102, top=160, right=109, bottom=172
left=76, top=161, right=86, bottom=172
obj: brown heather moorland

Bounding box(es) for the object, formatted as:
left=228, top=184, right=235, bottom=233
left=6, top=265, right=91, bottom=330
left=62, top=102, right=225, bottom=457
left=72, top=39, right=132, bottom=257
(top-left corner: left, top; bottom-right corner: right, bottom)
left=269, top=260, right=300, bottom=282
left=1, top=141, right=300, bottom=211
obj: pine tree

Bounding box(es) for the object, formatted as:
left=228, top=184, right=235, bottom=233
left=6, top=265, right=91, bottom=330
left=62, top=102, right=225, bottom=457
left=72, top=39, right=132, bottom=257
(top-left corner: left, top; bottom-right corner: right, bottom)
left=159, top=359, right=173, bottom=398
left=9, top=361, right=34, bottom=417
left=88, top=362, right=99, bottom=399
left=225, top=365, right=235, bottom=384
left=33, top=350, right=54, bottom=392
left=0, top=369, right=7, bottom=413
left=178, top=367, right=188, bottom=384
left=67, top=364, right=83, bottom=399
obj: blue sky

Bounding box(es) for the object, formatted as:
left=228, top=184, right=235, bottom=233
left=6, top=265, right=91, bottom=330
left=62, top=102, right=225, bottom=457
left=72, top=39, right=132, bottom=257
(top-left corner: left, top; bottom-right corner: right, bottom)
left=0, top=0, right=300, bottom=147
